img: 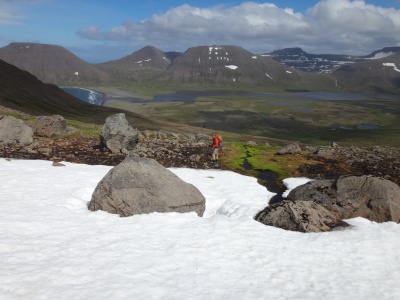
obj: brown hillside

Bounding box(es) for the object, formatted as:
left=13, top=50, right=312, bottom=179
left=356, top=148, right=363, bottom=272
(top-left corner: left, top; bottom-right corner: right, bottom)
left=96, top=45, right=171, bottom=82
left=156, top=45, right=335, bottom=89
left=0, top=59, right=161, bottom=129
left=333, top=53, right=400, bottom=93
left=0, top=42, right=109, bottom=85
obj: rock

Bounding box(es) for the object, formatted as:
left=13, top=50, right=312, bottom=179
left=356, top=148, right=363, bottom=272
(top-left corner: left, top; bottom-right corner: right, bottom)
left=52, top=161, right=65, bottom=167
left=0, top=116, right=34, bottom=146
left=255, top=200, right=347, bottom=233
left=38, top=147, right=52, bottom=155
left=246, top=141, right=258, bottom=146
left=32, top=115, right=66, bottom=137
left=195, top=133, right=211, bottom=140
left=287, top=175, right=400, bottom=223
left=315, top=148, right=336, bottom=157
left=277, top=143, right=302, bottom=155
left=100, top=113, right=140, bottom=153
left=88, top=157, right=206, bottom=217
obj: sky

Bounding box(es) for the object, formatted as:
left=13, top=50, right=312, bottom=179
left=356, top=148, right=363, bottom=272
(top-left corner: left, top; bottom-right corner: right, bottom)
left=1, top=0, right=400, bottom=63
left=1, top=158, right=400, bottom=299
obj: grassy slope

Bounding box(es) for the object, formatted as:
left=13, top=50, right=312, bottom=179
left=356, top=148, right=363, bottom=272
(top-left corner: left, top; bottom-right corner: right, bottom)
left=101, top=87, right=400, bottom=148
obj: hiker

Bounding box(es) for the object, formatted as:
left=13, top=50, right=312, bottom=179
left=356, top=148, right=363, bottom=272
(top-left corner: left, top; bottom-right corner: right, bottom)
left=211, top=133, right=220, bottom=162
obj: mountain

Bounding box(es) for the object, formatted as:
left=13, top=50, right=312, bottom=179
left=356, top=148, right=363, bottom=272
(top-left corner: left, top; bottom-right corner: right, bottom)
left=363, top=47, right=400, bottom=60
left=265, top=47, right=400, bottom=74
left=264, top=47, right=358, bottom=72
left=332, top=53, right=400, bottom=93
left=155, top=45, right=335, bottom=89
left=0, top=42, right=109, bottom=85
left=0, top=59, right=160, bottom=129
left=96, top=45, right=172, bottom=82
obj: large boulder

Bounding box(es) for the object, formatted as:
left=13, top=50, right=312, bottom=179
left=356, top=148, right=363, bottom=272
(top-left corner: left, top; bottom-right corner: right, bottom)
left=255, top=200, right=347, bottom=233
left=88, top=157, right=206, bottom=217
left=32, top=115, right=66, bottom=137
left=277, top=143, right=302, bottom=155
left=100, top=113, right=140, bottom=153
left=0, top=116, right=33, bottom=146
left=287, top=175, right=400, bottom=223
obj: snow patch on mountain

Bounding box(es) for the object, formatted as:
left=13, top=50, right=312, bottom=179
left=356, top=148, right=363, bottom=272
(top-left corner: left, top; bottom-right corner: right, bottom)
left=368, top=52, right=396, bottom=59
left=383, top=62, right=400, bottom=72
left=225, top=65, right=238, bottom=70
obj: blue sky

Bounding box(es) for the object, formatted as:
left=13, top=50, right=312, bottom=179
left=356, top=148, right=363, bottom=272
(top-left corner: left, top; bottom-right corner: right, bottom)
left=1, top=0, right=400, bottom=63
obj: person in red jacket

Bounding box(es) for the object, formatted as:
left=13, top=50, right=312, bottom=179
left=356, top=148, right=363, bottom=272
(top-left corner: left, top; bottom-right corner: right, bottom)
left=211, top=133, right=220, bottom=162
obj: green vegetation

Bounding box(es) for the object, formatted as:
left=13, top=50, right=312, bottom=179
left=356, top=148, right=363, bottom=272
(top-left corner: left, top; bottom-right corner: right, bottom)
left=102, top=89, right=400, bottom=147
left=66, top=120, right=102, bottom=137
left=220, top=142, right=320, bottom=188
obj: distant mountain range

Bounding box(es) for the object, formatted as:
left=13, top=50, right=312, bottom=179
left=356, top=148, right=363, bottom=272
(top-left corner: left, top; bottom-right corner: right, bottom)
left=264, top=47, right=400, bottom=73
left=0, top=42, right=399, bottom=93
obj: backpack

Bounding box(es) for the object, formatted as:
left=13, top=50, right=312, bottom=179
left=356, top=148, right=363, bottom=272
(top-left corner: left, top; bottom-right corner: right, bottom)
left=217, top=135, right=222, bottom=148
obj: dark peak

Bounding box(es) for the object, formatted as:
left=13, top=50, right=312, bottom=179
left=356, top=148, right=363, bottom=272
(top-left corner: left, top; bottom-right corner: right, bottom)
left=365, top=47, right=400, bottom=59
left=124, top=45, right=166, bottom=59
left=138, top=45, right=163, bottom=53
left=0, top=41, right=108, bottom=85
left=164, top=51, right=182, bottom=61
left=268, top=47, right=308, bottom=56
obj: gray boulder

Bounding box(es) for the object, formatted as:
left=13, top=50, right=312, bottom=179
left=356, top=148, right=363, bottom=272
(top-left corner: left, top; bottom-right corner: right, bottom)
left=32, top=115, right=66, bottom=137
left=0, top=116, right=33, bottom=146
left=88, top=157, right=206, bottom=217
left=255, top=200, right=347, bottom=233
left=277, top=143, right=302, bottom=155
left=100, top=113, right=140, bottom=153
left=287, top=175, right=400, bottom=223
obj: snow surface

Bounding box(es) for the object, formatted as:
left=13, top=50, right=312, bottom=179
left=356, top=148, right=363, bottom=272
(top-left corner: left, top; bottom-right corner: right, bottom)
left=225, top=65, right=238, bottom=70
left=1, top=158, right=400, bottom=299
left=383, top=62, right=400, bottom=73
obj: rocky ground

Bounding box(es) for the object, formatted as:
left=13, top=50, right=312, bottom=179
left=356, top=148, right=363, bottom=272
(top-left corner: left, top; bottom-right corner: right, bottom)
left=1, top=132, right=400, bottom=186
left=0, top=133, right=218, bottom=169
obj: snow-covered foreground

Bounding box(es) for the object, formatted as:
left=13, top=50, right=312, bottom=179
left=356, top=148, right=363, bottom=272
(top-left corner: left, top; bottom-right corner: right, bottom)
left=1, top=158, right=399, bottom=300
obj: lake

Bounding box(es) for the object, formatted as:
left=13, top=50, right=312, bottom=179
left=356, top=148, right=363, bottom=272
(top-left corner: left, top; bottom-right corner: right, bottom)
left=63, top=87, right=400, bottom=105
left=62, top=87, right=104, bottom=105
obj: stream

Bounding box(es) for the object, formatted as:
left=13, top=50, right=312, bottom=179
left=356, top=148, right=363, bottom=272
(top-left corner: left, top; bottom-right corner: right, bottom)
left=242, top=156, right=284, bottom=204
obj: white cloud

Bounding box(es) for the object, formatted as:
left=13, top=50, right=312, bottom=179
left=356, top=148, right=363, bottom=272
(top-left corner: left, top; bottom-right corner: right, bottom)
left=76, top=1, right=400, bottom=55
left=0, top=0, right=42, bottom=25
left=0, top=2, right=23, bottom=25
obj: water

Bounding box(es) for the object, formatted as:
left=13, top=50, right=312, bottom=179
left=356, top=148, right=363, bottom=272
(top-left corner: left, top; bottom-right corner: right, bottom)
left=123, top=90, right=381, bottom=103
left=62, top=87, right=103, bottom=105
left=63, top=88, right=400, bottom=105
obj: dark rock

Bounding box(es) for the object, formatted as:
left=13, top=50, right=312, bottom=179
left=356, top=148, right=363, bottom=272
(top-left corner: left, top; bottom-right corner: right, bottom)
left=0, top=116, right=33, bottom=146
left=88, top=157, right=206, bottom=217
left=32, top=115, right=66, bottom=137
left=287, top=175, right=400, bottom=223
left=100, top=113, right=140, bottom=153
left=255, top=200, right=347, bottom=233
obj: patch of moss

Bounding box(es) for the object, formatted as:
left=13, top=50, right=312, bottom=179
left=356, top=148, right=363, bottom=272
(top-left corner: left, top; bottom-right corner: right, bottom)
left=221, top=142, right=320, bottom=188
left=66, top=120, right=102, bottom=138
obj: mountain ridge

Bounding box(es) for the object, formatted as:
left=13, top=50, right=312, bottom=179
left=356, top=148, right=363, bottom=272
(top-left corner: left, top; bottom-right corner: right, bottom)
left=265, top=47, right=400, bottom=72
left=0, top=42, right=399, bottom=92
left=0, top=42, right=109, bottom=86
